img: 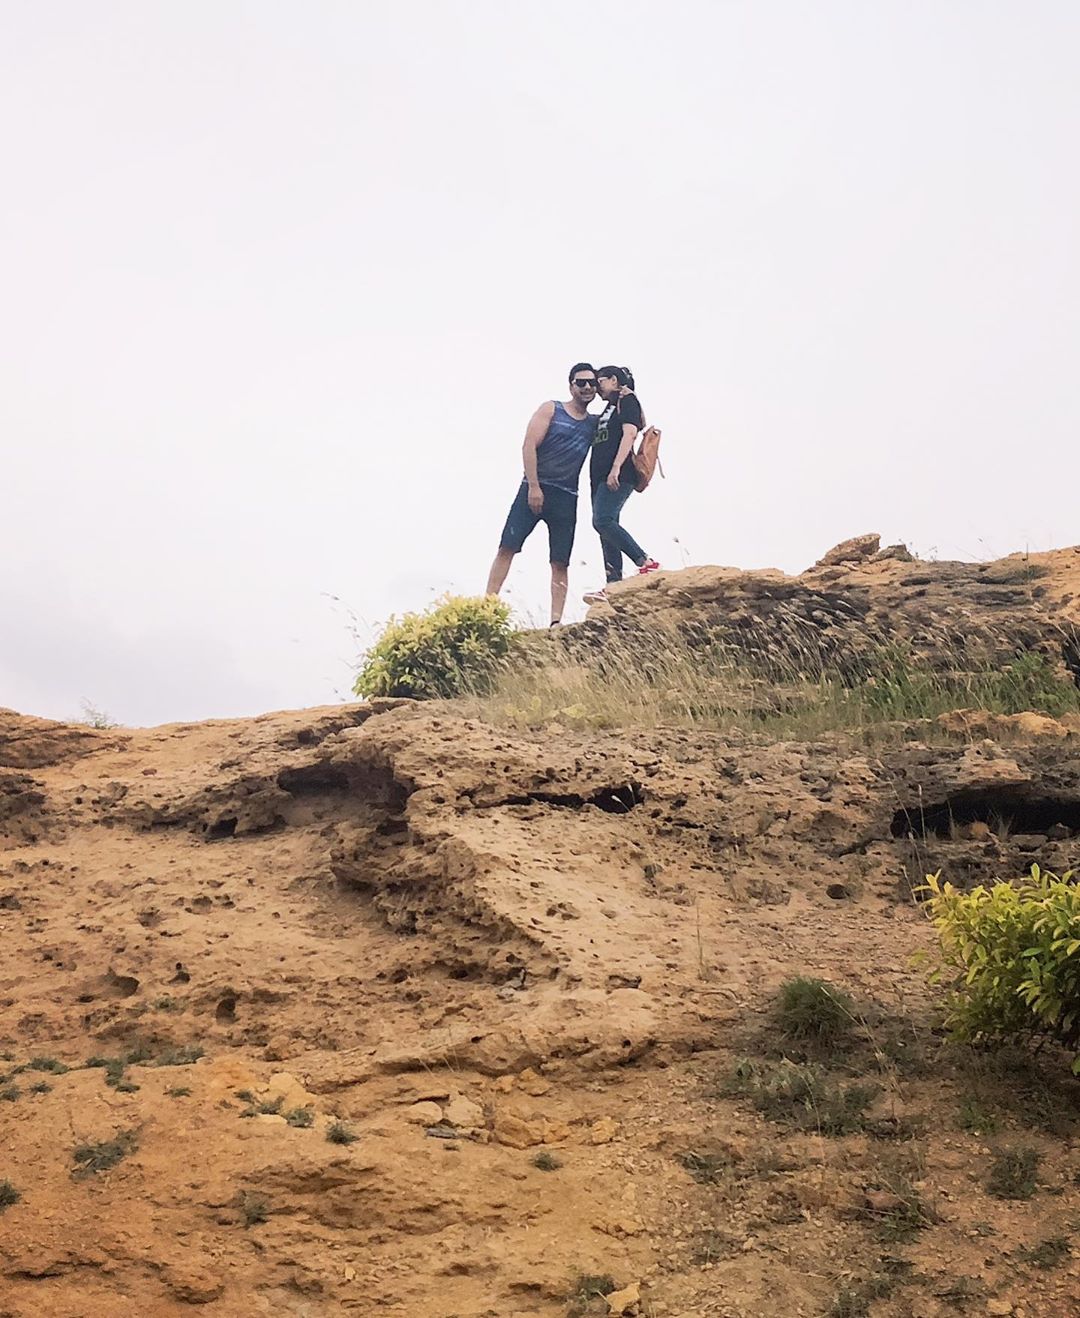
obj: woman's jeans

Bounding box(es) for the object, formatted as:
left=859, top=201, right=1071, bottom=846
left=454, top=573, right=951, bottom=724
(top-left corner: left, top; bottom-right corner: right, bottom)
left=591, top=479, right=647, bottom=583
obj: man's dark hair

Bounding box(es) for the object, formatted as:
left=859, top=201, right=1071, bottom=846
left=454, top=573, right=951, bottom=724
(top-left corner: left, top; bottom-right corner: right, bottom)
left=598, top=365, right=634, bottom=390
left=568, top=362, right=596, bottom=383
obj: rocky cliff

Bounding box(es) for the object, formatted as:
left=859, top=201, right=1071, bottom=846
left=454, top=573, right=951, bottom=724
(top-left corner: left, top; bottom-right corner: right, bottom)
left=2, top=545, right=1080, bottom=1317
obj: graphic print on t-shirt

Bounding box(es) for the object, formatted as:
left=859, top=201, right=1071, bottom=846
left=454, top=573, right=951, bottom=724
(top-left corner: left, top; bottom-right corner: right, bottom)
left=590, top=395, right=643, bottom=488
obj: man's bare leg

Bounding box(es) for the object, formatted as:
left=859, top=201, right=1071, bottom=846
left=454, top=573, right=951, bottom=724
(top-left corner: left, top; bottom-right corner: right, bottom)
left=486, top=548, right=516, bottom=597
left=550, top=562, right=568, bottom=625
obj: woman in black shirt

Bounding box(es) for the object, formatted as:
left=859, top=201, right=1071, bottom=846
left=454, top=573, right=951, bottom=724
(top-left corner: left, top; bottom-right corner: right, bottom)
left=584, top=366, right=660, bottom=602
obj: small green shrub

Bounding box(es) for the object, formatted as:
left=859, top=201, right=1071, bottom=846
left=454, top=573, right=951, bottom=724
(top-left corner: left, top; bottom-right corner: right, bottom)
left=0, top=1180, right=20, bottom=1211
left=28, top=1057, right=69, bottom=1074
left=922, top=866, right=1080, bottom=1072
left=72, top=1131, right=137, bottom=1178
left=678, top=1150, right=731, bottom=1183
left=353, top=594, right=516, bottom=699
left=1017, top=1235, right=1070, bottom=1269
left=237, top=1190, right=270, bottom=1226
left=29, top=1081, right=52, bottom=1095
left=957, top=1097, right=999, bottom=1135
left=862, top=1174, right=936, bottom=1243
left=532, top=1150, right=562, bottom=1171
left=774, top=977, right=855, bottom=1048
left=0, top=1085, right=20, bottom=1103
left=285, top=1107, right=314, bottom=1128
left=151, top=1044, right=204, bottom=1067
left=166, top=1086, right=192, bottom=1098
left=933, top=1275, right=983, bottom=1305
left=567, top=1273, right=616, bottom=1314
left=326, top=1120, right=358, bottom=1145
left=987, top=1146, right=1040, bottom=1199
left=89, top=1057, right=140, bottom=1092
left=726, top=1059, right=878, bottom=1135
left=830, top=1276, right=894, bottom=1318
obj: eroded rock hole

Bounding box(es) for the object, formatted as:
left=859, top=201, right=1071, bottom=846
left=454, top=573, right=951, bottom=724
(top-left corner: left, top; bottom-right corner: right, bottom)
left=277, top=765, right=350, bottom=796
left=891, top=788, right=1080, bottom=840
left=215, top=994, right=237, bottom=1022
left=206, top=817, right=237, bottom=840
left=104, top=970, right=140, bottom=999
left=520, top=782, right=645, bottom=814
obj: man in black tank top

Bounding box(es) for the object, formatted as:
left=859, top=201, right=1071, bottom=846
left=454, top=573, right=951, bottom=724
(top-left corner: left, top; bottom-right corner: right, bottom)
left=486, top=363, right=599, bottom=625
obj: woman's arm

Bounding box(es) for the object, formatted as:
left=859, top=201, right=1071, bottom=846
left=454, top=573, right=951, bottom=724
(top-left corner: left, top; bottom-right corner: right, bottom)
left=606, top=422, right=639, bottom=491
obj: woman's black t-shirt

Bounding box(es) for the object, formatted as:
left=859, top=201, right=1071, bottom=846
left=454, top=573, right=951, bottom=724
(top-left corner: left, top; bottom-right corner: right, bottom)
left=590, top=393, right=644, bottom=489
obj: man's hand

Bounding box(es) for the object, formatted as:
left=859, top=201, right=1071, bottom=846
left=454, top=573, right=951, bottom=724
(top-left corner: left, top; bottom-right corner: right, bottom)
left=527, top=484, right=544, bottom=514
left=606, top=468, right=620, bottom=492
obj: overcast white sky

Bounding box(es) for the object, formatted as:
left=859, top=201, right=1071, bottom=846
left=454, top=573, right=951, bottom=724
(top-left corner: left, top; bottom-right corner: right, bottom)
left=3, top=2, right=1078, bottom=726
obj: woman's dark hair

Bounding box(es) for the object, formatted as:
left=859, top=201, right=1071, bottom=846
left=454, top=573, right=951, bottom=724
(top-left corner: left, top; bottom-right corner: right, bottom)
left=598, top=364, right=635, bottom=390
left=568, top=361, right=596, bottom=383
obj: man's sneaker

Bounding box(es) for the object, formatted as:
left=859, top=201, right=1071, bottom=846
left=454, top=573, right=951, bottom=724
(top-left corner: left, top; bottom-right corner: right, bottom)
left=638, top=558, right=661, bottom=575
left=582, top=588, right=609, bottom=604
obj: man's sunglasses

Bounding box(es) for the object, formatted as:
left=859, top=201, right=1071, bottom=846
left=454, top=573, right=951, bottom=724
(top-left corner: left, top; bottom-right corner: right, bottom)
left=572, top=378, right=597, bottom=388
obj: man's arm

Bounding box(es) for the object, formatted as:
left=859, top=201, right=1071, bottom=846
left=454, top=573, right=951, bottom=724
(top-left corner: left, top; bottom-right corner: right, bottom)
left=523, top=401, right=555, bottom=513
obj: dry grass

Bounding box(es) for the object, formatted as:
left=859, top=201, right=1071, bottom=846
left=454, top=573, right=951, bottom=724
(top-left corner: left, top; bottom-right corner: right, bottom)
left=452, top=623, right=1080, bottom=744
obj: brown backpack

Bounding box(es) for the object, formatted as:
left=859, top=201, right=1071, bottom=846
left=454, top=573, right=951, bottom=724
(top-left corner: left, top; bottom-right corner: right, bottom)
left=631, top=425, right=664, bottom=493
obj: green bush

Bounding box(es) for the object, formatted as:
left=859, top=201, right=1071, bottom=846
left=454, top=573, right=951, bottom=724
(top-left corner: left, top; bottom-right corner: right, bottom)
left=923, top=866, right=1080, bottom=1072
left=353, top=595, right=516, bottom=700
left=774, top=976, right=856, bottom=1048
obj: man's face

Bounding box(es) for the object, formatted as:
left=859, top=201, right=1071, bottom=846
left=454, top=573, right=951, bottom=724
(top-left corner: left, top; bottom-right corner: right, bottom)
left=570, top=371, right=597, bottom=404
left=596, top=373, right=618, bottom=401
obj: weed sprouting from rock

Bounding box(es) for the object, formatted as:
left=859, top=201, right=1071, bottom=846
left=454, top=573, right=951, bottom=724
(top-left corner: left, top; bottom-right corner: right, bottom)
left=326, top=1120, right=358, bottom=1145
